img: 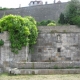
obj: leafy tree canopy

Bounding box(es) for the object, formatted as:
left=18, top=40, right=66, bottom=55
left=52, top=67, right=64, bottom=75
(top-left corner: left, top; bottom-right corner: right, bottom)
left=65, top=0, right=80, bottom=24
left=58, top=0, right=80, bottom=26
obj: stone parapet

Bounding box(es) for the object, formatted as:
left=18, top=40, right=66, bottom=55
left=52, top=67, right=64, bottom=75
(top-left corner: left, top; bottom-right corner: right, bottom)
left=38, top=25, right=80, bottom=33
left=9, top=69, right=80, bottom=74
left=16, top=61, right=80, bottom=69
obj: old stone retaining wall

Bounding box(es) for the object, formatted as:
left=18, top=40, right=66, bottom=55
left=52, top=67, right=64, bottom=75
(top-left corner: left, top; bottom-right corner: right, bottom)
left=17, top=69, right=80, bottom=74
left=32, top=25, right=80, bottom=62
left=0, top=32, right=29, bottom=69
left=38, top=25, right=80, bottom=33
left=16, top=61, right=80, bottom=69
left=0, top=25, right=80, bottom=74
left=0, top=3, right=67, bottom=21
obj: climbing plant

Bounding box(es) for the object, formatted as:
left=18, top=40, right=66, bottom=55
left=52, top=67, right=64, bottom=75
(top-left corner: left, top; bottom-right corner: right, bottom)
left=0, top=14, right=38, bottom=54
left=0, top=26, right=3, bottom=33
left=0, top=39, right=4, bottom=46
left=24, top=16, right=38, bottom=46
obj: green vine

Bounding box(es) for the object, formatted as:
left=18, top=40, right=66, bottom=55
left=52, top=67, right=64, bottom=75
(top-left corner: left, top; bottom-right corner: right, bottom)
left=0, top=14, right=38, bottom=54
left=0, top=39, right=4, bottom=46
left=0, top=26, right=3, bottom=33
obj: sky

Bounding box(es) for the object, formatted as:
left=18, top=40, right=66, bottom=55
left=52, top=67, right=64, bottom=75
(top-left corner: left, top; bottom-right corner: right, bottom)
left=0, top=0, right=70, bottom=8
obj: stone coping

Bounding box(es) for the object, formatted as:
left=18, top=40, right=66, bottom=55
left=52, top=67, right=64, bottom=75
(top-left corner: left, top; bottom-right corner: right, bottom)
left=16, top=61, right=80, bottom=69
left=12, top=69, right=80, bottom=74
left=17, top=61, right=80, bottom=63
left=38, top=25, right=80, bottom=33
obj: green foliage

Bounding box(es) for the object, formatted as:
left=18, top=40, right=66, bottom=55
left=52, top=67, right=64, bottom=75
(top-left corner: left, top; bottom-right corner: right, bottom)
left=0, top=14, right=38, bottom=54
left=38, top=20, right=47, bottom=26
left=47, top=22, right=56, bottom=26
left=26, top=16, right=36, bottom=25
left=58, top=0, right=80, bottom=26
left=71, top=15, right=80, bottom=26
left=0, top=26, right=3, bottom=33
left=53, top=65, right=59, bottom=69
left=37, top=20, right=56, bottom=26
left=0, top=39, right=4, bottom=46
left=58, top=13, right=65, bottom=24
left=0, top=7, right=10, bottom=10
left=46, top=20, right=55, bottom=25
left=24, top=16, right=38, bottom=46
left=65, top=0, right=80, bottom=25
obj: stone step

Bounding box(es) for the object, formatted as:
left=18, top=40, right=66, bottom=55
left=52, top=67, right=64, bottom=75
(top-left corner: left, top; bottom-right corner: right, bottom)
left=15, top=61, right=80, bottom=69
left=9, top=69, right=80, bottom=75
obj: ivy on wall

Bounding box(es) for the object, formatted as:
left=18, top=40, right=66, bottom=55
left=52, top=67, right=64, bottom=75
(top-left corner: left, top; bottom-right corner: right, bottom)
left=0, top=39, right=4, bottom=46
left=0, top=14, right=38, bottom=54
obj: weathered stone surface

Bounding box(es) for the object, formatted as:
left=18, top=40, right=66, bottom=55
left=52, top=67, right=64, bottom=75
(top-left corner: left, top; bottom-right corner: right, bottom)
left=13, top=69, right=80, bottom=74
left=1, top=26, right=80, bottom=74
left=0, top=32, right=29, bottom=69
left=32, top=26, right=80, bottom=62
left=15, top=62, right=80, bottom=69
left=0, top=31, right=9, bottom=42
left=0, top=3, right=67, bottom=21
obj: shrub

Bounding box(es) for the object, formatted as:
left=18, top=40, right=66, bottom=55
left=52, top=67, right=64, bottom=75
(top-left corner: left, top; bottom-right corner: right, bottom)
left=46, top=20, right=55, bottom=24
left=58, top=13, right=65, bottom=24
left=37, top=20, right=56, bottom=26
left=71, top=16, right=80, bottom=27
left=0, top=14, right=38, bottom=54
left=47, top=22, right=56, bottom=26
left=0, top=26, right=3, bottom=33
left=26, top=16, right=36, bottom=25
left=24, top=16, right=38, bottom=46
left=40, top=21, right=47, bottom=26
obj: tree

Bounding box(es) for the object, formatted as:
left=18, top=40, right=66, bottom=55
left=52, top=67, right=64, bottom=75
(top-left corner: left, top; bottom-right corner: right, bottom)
left=65, top=0, right=80, bottom=24
left=58, top=13, right=65, bottom=24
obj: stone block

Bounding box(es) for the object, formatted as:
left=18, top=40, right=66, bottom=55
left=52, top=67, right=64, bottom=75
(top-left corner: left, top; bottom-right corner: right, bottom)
left=56, top=53, right=61, bottom=57
left=3, top=61, right=9, bottom=67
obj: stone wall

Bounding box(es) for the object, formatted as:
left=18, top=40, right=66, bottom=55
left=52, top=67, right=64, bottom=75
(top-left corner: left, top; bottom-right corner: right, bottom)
left=38, top=25, right=80, bottom=33
left=0, top=3, right=67, bottom=21
left=32, top=25, right=80, bottom=62
left=0, top=32, right=29, bottom=69
left=1, top=25, right=80, bottom=74
left=16, top=69, right=80, bottom=74
left=16, top=61, right=80, bottom=69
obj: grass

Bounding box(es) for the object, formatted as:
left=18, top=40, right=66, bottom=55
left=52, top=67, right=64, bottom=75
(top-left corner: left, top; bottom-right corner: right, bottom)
left=0, top=74, right=80, bottom=80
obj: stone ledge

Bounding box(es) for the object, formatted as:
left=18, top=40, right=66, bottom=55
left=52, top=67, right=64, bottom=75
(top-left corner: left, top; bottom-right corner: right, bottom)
left=16, top=61, right=80, bottom=69
left=13, top=69, right=80, bottom=75
left=38, top=25, right=80, bottom=33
